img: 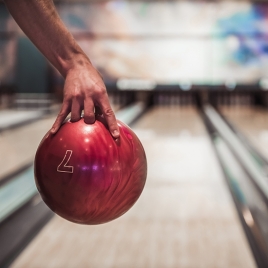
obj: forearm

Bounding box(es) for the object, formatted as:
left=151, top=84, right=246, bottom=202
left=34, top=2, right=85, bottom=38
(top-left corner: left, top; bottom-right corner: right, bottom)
left=4, top=0, right=119, bottom=137
left=4, top=0, right=88, bottom=77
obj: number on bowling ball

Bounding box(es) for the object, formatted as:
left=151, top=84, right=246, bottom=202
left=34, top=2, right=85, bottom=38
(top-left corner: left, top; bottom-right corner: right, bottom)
left=57, top=150, right=74, bottom=173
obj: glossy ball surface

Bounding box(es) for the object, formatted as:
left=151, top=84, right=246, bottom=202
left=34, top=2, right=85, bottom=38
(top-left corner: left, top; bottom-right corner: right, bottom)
left=34, top=117, right=147, bottom=225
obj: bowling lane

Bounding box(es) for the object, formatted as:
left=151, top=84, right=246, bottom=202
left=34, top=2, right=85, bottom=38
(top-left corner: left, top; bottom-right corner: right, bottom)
left=11, top=106, right=255, bottom=268
left=0, top=114, right=56, bottom=180
left=220, top=106, right=268, bottom=160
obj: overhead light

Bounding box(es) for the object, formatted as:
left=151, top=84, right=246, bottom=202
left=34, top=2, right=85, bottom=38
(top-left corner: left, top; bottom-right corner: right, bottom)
left=179, top=81, right=192, bottom=91
left=259, top=78, right=268, bottom=90
left=225, top=80, right=236, bottom=90
left=116, top=78, right=156, bottom=90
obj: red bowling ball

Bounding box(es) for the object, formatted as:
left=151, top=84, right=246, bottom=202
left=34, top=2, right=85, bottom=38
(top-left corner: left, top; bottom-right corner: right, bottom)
left=34, top=117, right=147, bottom=224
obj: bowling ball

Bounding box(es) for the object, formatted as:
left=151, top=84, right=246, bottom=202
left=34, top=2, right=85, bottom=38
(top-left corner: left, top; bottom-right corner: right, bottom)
left=34, top=117, right=147, bottom=225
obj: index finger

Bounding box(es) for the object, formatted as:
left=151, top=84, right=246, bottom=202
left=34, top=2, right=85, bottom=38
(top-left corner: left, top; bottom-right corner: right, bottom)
left=51, top=101, right=71, bottom=134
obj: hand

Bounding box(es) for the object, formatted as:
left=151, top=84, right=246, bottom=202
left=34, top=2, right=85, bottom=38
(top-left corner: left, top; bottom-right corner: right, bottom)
left=50, top=62, right=120, bottom=139
left=3, top=0, right=119, bottom=137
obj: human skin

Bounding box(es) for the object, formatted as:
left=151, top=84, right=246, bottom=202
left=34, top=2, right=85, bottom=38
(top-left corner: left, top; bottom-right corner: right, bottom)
left=3, top=0, right=120, bottom=138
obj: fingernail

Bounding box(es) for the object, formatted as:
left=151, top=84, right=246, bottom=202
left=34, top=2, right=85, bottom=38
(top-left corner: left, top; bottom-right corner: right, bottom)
left=51, top=128, right=56, bottom=133
left=113, top=130, right=119, bottom=137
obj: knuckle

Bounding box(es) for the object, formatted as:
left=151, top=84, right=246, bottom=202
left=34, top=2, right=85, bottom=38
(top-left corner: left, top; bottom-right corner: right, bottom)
left=103, top=108, right=114, bottom=117
left=71, top=88, right=83, bottom=99
left=58, top=110, right=67, bottom=118
left=95, top=86, right=106, bottom=97
left=73, top=92, right=82, bottom=99
left=85, top=112, right=95, bottom=119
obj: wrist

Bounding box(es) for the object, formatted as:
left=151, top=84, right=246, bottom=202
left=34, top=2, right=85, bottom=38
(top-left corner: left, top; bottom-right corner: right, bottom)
left=59, top=51, right=91, bottom=78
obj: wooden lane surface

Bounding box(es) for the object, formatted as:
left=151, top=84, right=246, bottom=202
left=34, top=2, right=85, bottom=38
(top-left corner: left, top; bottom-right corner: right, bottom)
left=219, top=106, right=268, bottom=160
left=0, top=115, right=56, bottom=181
left=11, top=107, right=256, bottom=268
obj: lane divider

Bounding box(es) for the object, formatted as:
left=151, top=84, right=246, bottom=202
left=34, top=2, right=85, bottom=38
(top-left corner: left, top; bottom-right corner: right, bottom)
left=204, top=104, right=268, bottom=202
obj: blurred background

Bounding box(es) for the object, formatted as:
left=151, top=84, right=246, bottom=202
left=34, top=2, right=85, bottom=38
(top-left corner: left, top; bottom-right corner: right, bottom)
left=1, top=0, right=268, bottom=267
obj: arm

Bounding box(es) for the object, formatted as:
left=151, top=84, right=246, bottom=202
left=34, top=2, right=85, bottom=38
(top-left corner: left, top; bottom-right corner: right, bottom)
left=3, top=0, right=120, bottom=138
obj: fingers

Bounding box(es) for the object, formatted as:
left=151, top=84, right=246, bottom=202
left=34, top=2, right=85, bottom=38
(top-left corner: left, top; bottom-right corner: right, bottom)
left=84, top=98, right=95, bottom=124
left=71, top=97, right=82, bottom=122
left=95, top=106, right=102, bottom=116
left=51, top=101, right=70, bottom=134
left=99, top=96, right=120, bottom=139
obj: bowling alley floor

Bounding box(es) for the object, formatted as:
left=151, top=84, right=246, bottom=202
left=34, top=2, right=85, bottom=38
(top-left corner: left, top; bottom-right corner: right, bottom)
left=0, top=113, right=56, bottom=180
left=220, top=106, right=268, bottom=160
left=11, top=106, right=256, bottom=268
